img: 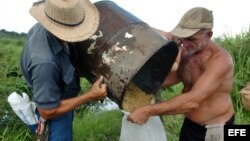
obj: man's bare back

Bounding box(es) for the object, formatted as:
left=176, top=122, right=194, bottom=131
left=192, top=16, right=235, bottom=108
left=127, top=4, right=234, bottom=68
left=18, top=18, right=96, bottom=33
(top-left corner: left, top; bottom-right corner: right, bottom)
left=177, top=41, right=234, bottom=125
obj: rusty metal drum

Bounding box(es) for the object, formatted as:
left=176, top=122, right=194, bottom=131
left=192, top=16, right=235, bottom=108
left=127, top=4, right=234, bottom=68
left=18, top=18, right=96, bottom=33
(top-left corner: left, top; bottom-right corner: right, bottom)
left=74, top=1, right=178, bottom=106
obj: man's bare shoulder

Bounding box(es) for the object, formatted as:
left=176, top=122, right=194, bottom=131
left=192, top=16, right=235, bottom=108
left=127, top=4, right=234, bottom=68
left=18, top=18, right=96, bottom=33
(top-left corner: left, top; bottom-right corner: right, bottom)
left=213, top=44, right=233, bottom=65
left=207, top=44, right=234, bottom=75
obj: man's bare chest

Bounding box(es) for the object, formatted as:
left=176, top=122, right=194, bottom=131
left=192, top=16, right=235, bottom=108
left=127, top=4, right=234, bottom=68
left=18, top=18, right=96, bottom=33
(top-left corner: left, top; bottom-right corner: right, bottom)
left=177, top=55, right=205, bottom=90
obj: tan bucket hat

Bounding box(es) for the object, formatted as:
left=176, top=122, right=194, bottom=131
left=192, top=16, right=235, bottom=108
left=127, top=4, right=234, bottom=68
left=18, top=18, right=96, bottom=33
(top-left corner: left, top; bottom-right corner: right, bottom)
left=171, top=7, right=213, bottom=38
left=30, top=0, right=100, bottom=42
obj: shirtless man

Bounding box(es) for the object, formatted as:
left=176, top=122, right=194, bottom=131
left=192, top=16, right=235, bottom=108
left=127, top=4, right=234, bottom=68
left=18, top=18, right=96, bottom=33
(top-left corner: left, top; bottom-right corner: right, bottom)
left=128, top=7, right=235, bottom=141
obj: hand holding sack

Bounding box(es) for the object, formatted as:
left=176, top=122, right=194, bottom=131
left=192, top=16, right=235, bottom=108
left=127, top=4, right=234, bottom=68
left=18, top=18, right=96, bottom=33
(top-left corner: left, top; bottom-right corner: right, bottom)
left=120, top=82, right=167, bottom=141
left=119, top=113, right=167, bottom=141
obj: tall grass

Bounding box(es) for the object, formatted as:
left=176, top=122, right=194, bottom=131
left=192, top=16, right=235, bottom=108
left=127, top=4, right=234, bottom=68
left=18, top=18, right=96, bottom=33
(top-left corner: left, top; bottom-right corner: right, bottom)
left=0, top=37, right=34, bottom=141
left=0, top=28, right=249, bottom=141
left=0, top=125, right=33, bottom=141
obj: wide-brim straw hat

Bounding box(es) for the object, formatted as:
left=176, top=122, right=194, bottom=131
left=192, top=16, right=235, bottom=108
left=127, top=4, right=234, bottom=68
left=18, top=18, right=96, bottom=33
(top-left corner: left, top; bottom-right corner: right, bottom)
left=30, top=0, right=100, bottom=42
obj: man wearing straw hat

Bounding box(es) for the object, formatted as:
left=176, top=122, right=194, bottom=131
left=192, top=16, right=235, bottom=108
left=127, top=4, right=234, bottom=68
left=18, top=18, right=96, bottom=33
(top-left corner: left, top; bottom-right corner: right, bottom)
left=20, top=0, right=107, bottom=140
left=128, top=7, right=235, bottom=141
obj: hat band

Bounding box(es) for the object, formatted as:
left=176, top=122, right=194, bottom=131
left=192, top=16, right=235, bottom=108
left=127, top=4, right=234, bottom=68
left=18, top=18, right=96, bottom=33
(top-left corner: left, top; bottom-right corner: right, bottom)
left=45, top=12, right=84, bottom=26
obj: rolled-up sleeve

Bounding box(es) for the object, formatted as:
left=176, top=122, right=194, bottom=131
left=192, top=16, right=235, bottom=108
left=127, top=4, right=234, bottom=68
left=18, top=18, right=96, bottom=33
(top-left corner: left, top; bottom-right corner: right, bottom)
left=30, top=62, right=62, bottom=109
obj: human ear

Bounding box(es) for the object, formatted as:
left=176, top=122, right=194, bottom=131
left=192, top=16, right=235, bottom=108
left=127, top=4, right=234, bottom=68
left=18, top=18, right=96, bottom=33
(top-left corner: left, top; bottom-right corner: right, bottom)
left=207, top=30, right=213, bottom=38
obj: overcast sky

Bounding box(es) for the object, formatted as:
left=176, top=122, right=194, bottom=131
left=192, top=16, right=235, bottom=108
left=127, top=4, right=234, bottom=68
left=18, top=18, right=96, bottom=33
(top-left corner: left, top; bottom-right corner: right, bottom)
left=0, top=0, right=249, bottom=38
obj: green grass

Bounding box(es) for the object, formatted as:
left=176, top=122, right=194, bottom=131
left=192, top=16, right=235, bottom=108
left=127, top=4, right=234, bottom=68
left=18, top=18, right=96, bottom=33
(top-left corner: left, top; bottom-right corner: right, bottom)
left=0, top=125, right=33, bottom=141
left=73, top=110, right=122, bottom=141
left=0, top=28, right=250, bottom=141
left=0, top=36, right=34, bottom=141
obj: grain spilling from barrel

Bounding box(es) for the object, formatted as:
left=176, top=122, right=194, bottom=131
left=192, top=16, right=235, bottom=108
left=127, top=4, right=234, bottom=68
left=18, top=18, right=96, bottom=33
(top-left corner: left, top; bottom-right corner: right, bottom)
left=122, top=82, right=155, bottom=112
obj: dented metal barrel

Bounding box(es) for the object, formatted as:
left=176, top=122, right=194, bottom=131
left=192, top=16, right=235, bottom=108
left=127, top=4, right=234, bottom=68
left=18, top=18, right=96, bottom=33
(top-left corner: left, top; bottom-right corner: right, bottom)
left=74, top=1, right=178, bottom=106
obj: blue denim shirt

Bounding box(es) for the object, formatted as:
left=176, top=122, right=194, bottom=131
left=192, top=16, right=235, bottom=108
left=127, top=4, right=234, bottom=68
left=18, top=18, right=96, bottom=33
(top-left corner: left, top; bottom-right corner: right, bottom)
left=20, top=23, right=80, bottom=110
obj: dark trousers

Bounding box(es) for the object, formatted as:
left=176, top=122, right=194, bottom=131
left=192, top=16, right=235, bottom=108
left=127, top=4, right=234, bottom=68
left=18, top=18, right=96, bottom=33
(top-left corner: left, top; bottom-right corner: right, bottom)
left=179, top=115, right=235, bottom=141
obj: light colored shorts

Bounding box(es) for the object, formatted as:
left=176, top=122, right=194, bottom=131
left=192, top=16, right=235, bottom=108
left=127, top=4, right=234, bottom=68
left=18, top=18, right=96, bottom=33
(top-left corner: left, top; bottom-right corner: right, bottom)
left=205, top=123, right=225, bottom=141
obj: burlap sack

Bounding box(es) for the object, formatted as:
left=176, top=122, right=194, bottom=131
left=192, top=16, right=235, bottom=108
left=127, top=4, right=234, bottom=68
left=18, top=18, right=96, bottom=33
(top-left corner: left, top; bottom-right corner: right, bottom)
left=240, top=82, right=250, bottom=111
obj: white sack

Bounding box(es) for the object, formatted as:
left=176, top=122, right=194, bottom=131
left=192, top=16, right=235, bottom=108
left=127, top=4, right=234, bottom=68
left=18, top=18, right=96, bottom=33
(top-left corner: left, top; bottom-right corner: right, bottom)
left=8, top=92, right=38, bottom=125
left=119, top=111, right=167, bottom=141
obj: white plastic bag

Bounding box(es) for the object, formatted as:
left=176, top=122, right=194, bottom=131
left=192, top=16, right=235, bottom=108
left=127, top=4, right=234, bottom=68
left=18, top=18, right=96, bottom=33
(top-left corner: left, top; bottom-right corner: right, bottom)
left=119, top=111, right=167, bottom=141
left=7, top=92, right=38, bottom=125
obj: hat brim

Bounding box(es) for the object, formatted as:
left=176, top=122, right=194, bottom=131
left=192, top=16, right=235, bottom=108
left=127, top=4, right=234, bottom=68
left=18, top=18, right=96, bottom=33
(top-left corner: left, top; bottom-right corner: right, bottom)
left=30, top=0, right=100, bottom=42
left=170, top=25, right=200, bottom=38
